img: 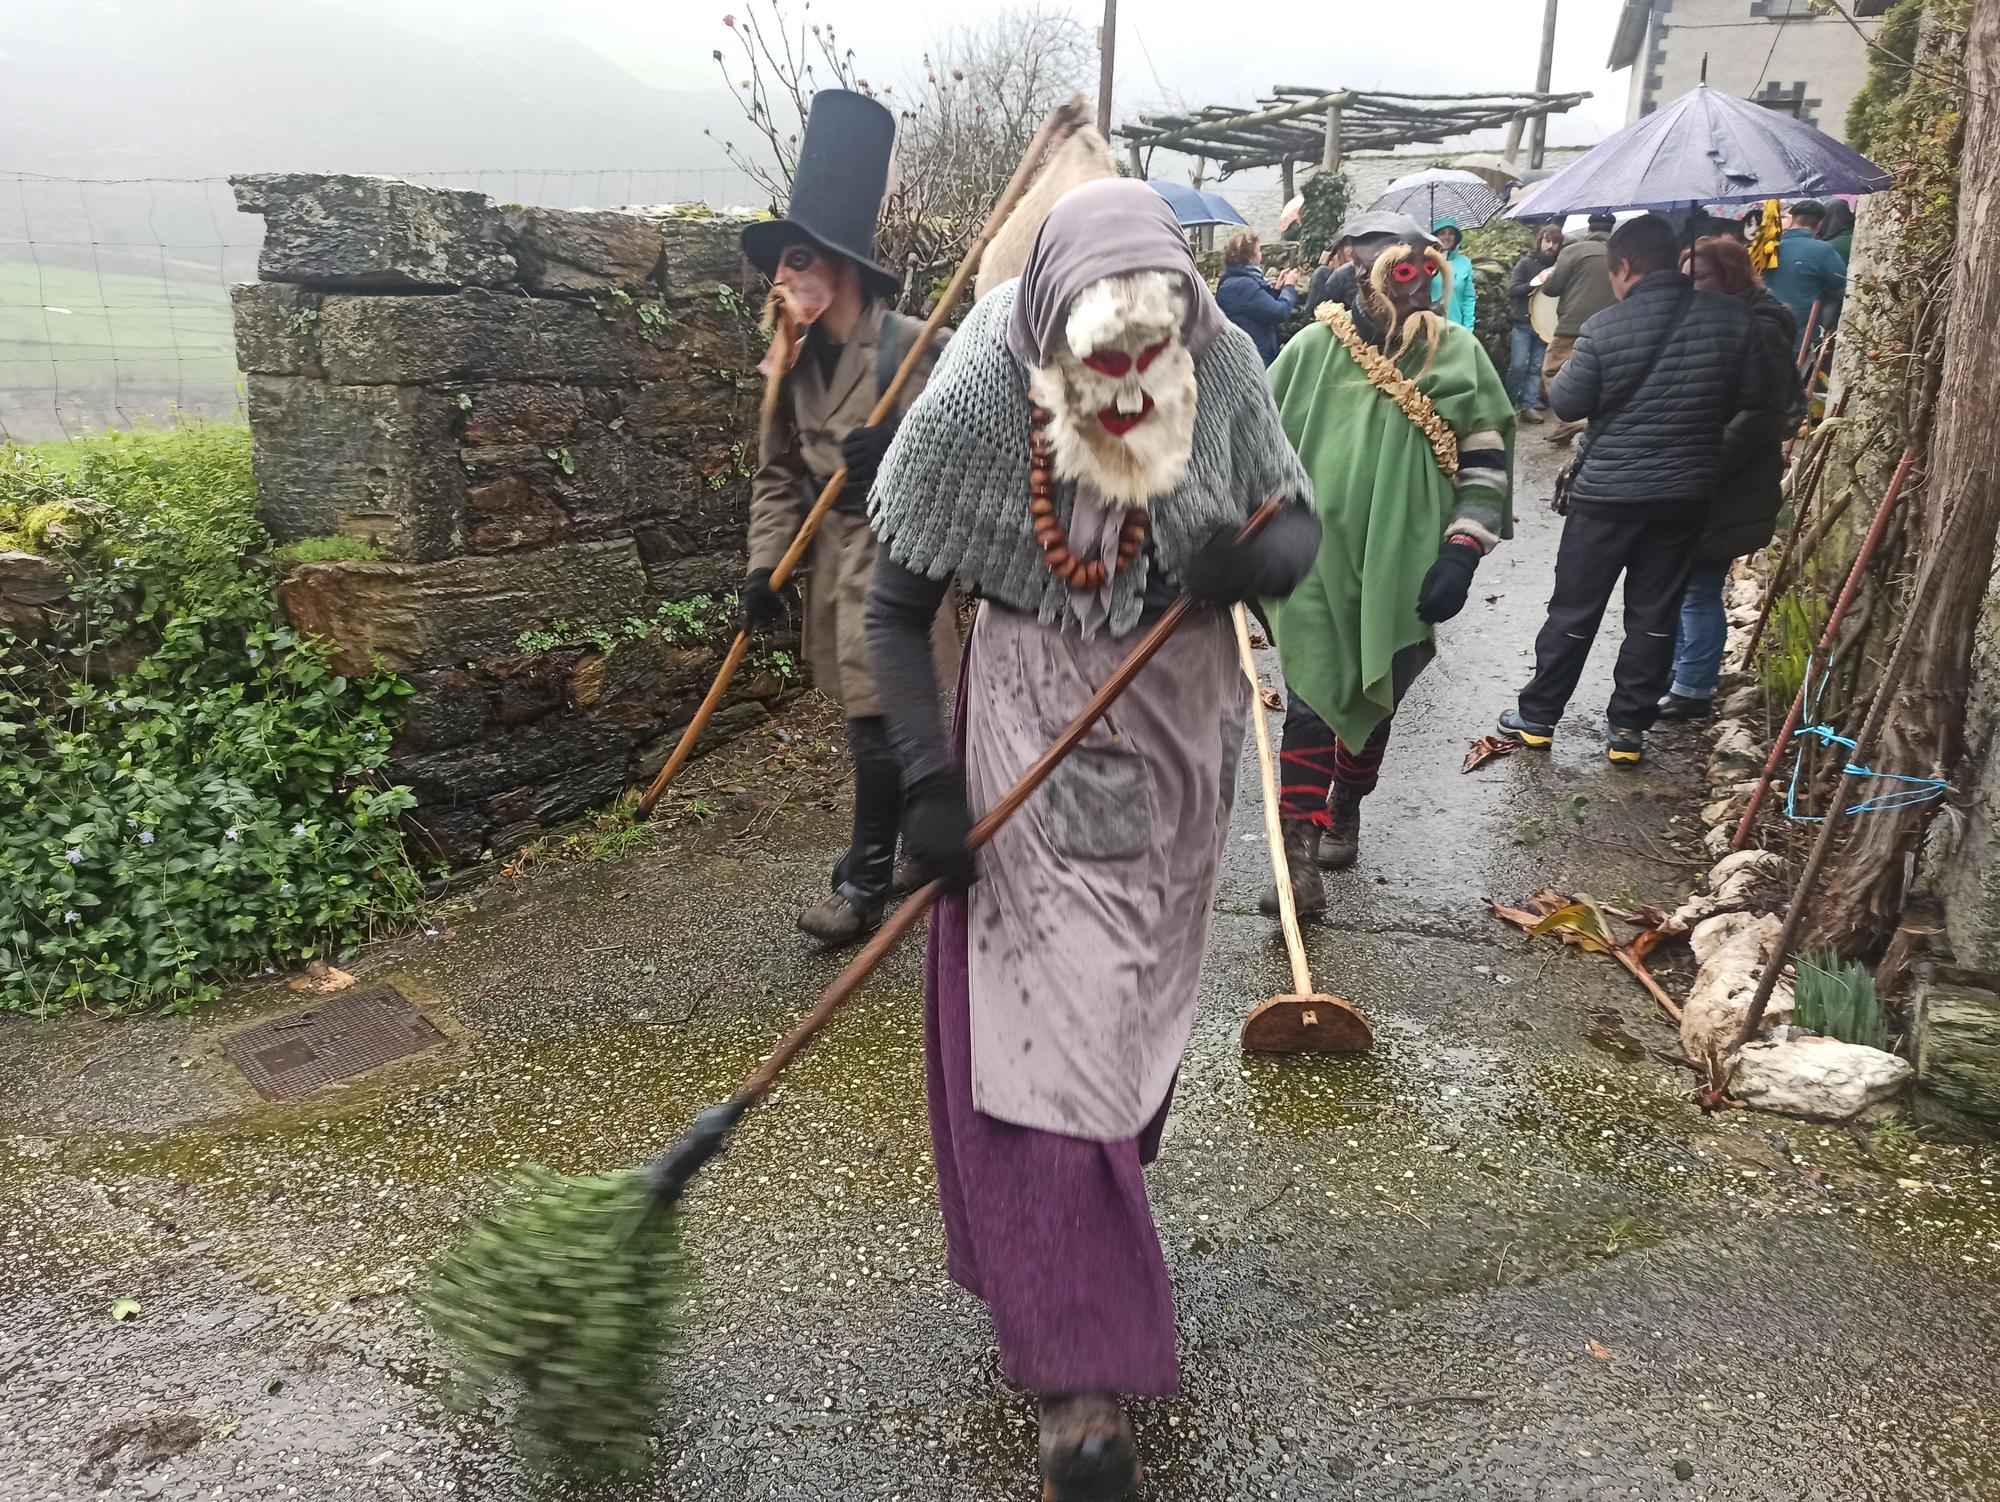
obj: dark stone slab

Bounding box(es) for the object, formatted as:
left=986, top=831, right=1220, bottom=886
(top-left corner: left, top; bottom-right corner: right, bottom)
left=313, top=289, right=682, bottom=386
left=278, top=539, right=650, bottom=677
left=247, top=376, right=467, bottom=560
left=1913, top=965, right=2000, bottom=1128
left=232, top=283, right=323, bottom=377
left=507, top=206, right=667, bottom=294
left=232, top=173, right=516, bottom=291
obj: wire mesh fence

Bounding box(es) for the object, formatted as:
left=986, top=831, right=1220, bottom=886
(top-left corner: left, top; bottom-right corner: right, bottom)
left=0, top=168, right=747, bottom=445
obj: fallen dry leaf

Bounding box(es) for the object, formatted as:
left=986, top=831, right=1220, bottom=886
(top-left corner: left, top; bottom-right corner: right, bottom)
left=288, top=960, right=356, bottom=995
left=1586, top=1338, right=1611, bottom=1360
left=1259, top=685, right=1284, bottom=712
left=1463, top=736, right=1519, bottom=773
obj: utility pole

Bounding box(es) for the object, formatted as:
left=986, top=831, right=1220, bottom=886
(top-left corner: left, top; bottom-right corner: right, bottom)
left=1097, top=0, right=1117, bottom=139
left=1530, top=0, right=1559, bottom=168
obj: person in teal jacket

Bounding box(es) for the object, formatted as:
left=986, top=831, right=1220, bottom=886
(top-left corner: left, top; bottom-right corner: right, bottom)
left=1431, top=217, right=1477, bottom=330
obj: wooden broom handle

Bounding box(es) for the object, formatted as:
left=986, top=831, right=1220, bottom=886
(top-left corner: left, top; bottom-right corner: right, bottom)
left=1232, top=605, right=1315, bottom=998
left=637, top=97, right=1093, bottom=818
left=737, top=495, right=1285, bottom=1102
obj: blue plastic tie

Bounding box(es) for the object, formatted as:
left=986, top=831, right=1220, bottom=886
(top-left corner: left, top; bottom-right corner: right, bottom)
left=1782, top=656, right=1950, bottom=821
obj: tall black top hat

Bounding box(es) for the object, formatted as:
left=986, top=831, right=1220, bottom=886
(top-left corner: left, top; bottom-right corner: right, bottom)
left=740, top=89, right=901, bottom=301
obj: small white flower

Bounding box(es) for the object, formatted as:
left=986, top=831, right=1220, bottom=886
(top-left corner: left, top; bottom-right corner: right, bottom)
left=63, top=910, right=78, bottom=923
left=263, top=965, right=277, bottom=975
left=424, top=926, right=440, bottom=938
left=113, top=556, right=128, bottom=568
left=126, top=817, right=138, bottom=828
left=138, top=830, right=154, bottom=845
left=362, top=731, right=377, bottom=743
left=64, top=847, right=83, bottom=865
left=104, top=699, right=119, bottom=712
left=247, top=648, right=262, bottom=663
left=291, top=823, right=307, bottom=837
left=278, top=882, right=294, bottom=897
left=224, top=827, right=240, bottom=842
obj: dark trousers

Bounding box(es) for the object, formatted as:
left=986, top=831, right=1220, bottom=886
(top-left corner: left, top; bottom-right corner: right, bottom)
left=1517, top=510, right=1705, bottom=733
left=834, top=715, right=903, bottom=901
left=1276, top=644, right=1426, bottom=824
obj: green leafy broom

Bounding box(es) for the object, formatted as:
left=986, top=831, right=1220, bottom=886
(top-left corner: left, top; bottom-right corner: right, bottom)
left=417, top=502, right=1282, bottom=1473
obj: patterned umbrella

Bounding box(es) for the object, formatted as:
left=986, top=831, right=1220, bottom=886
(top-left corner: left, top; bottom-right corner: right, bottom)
left=1368, top=169, right=1505, bottom=229
left=1507, top=84, right=1889, bottom=219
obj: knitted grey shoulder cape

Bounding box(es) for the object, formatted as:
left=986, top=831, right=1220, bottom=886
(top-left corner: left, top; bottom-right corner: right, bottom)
left=869, top=279, right=1309, bottom=637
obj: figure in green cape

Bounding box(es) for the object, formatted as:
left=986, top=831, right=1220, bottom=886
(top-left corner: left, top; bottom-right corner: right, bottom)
left=1261, top=224, right=1516, bottom=916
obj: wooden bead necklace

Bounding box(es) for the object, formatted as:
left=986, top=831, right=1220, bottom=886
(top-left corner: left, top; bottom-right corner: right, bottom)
left=1028, top=406, right=1148, bottom=591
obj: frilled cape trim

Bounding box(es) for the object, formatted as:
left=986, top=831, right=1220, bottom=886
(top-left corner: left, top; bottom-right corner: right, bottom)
left=1318, top=304, right=1460, bottom=480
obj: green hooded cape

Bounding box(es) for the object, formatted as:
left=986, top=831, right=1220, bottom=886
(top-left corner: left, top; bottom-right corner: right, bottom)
left=1264, top=316, right=1516, bottom=747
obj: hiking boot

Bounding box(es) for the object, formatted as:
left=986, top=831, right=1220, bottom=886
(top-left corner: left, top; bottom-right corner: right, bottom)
left=1654, top=692, right=1713, bottom=720
left=1606, top=726, right=1646, bottom=764
left=1316, top=787, right=1361, bottom=869
left=796, top=889, right=885, bottom=947
left=1518, top=406, right=1547, bottom=425
left=1259, top=820, right=1327, bottom=919
left=1038, top=1393, right=1140, bottom=1502
left=1497, top=709, right=1555, bottom=748
left=890, top=857, right=921, bottom=896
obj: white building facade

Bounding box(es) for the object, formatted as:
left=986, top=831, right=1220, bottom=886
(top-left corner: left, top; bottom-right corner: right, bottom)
left=1608, top=0, right=1887, bottom=141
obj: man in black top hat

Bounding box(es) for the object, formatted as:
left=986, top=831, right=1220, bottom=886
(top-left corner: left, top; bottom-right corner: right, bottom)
left=739, top=88, right=956, bottom=947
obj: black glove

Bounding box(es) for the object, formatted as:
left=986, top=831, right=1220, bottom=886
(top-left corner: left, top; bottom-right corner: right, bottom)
left=901, top=772, right=977, bottom=893
left=839, top=423, right=895, bottom=489
left=1415, top=536, right=1483, bottom=624
left=1181, top=506, right=1324, bottom=604
left=740, top=567, right=784, bottom=630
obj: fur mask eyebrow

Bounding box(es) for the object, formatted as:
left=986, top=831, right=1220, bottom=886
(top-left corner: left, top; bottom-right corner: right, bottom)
left=1061, top=271, right=1189, bottom=360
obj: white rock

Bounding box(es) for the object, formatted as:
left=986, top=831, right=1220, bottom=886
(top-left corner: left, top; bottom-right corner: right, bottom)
left=1709, top=720, right=1764, bottom=771
left=1701, top=794, right=1748, bottom=827
left=1680, top=912, right=1793, bottom=1062
left=1731, top=1036, right=1913, bottom=1120
left=1703, top=823, right=1735, bottom=859
left=1725, top=575, right=1764, bottom=613
left=1668, top=850, right=1791, bottom=932
left=1719, top=687, right=1763, bottom=719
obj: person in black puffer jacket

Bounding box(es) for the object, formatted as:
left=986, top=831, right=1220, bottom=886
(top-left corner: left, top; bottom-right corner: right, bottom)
left=1501, top=214, right=1792, bottom=764
left=1657, top=236, right=1806, bottom=718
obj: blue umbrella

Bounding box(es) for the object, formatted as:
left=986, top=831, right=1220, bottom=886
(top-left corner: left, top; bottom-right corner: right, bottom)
left=1508, top=84, right=1890, bottom=220
left=1146, top=180, right=1249, bottom=229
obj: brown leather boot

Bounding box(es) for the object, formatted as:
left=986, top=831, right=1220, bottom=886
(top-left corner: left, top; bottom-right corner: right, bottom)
left=1316, top=786, right=1361, bottom=869
left=1257, top=820, right=1327, bottom=919
left=795, top=889, right=884, bottom=947
left=1038, top=1393, right=1140, bottom=1502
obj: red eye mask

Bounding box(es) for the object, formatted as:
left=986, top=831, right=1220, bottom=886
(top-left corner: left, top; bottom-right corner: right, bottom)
left=1080, top=337, right=1171, bottom=378
left=1390, top=259, right=1426, bottom=284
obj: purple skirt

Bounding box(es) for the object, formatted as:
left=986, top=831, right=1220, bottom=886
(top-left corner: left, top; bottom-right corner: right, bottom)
left=924, top=855, right=1181, bottom=1398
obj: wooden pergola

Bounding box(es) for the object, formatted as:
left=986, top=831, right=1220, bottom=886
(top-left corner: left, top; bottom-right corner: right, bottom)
left=1118, top=86, right=1592, bottom=197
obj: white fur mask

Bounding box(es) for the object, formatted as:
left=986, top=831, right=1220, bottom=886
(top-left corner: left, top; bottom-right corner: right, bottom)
left=1028, top=270, right=1198, bottom=509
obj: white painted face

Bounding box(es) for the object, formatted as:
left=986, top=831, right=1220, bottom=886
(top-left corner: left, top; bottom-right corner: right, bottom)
left=1029, top=271, right=1198, bottom=508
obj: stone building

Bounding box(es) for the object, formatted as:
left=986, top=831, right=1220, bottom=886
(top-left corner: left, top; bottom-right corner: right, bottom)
left=1608, top=0, right=1888, bottom=138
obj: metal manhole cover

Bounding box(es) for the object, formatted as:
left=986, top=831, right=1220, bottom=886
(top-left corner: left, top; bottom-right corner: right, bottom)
left=221, top=986, right=445, bottom=1099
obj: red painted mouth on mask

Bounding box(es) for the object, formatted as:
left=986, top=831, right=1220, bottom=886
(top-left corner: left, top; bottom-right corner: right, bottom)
left=1097, top=397, right=1155, bottom=435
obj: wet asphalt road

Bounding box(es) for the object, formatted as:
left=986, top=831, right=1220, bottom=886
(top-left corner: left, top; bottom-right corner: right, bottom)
left=3, top=440, right=1998, bottom=1502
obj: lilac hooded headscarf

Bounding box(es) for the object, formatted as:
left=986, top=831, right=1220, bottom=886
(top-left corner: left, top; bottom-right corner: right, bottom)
left=1004, top=179, right=1229, bottom=368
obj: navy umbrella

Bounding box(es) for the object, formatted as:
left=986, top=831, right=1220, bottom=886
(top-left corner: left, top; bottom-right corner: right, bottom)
left=1146, top=180, right=1250, bottom=229
left=1508, top=84, right=1889, bottom=219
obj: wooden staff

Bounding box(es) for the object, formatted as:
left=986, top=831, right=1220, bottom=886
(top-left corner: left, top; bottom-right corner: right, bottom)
left=1733, top=490, right=1964, bottom=1049
left=635, top=97, right=1092, bottom=819
left=1732, top=446, right=1917, bottom=852
left=1230, top=606, right=1371, bottom=1055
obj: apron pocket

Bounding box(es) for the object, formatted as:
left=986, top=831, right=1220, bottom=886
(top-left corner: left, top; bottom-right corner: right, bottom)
left=1042, top=745, right=1151, bottom=862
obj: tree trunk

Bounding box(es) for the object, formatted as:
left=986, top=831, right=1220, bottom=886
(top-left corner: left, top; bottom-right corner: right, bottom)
left=1817, top=0, right=2000, bottom=949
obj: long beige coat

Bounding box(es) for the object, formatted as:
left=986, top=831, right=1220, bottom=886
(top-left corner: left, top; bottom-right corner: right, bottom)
left=748, top=299, right=956, bottom=718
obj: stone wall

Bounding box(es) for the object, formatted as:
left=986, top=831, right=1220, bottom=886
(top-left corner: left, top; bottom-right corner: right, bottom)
left=232, top=174, right=785, bottom=865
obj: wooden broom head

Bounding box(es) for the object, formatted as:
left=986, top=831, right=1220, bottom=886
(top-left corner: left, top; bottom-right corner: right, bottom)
left=1240, top=994, right=1373, bottom=1055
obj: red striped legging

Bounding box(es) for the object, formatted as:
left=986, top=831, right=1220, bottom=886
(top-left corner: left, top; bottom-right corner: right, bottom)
left=1278, top=692, right=1390, bottom=823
